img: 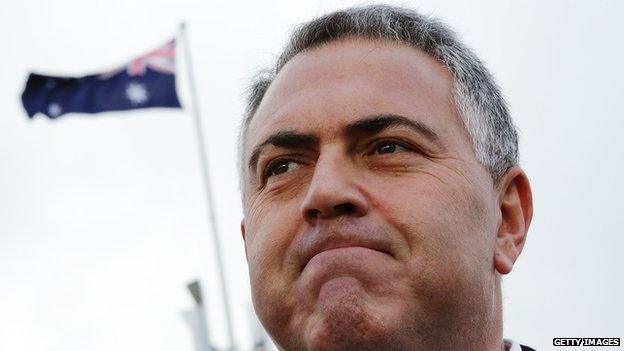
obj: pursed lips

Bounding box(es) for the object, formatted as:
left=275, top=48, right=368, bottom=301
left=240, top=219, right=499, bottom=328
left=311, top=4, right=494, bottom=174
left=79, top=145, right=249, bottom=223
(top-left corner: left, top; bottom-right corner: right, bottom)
left=297, top=231, right=395, bottom=272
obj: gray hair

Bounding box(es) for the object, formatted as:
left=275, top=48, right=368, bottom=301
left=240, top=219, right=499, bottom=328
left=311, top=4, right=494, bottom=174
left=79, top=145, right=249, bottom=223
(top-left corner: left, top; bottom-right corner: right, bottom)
left=240, top=4, right=518, bottom=193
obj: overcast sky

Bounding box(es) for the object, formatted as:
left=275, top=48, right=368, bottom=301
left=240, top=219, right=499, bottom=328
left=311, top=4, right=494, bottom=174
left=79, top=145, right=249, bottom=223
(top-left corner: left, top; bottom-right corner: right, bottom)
left=1, top=1, right=623, bottom=350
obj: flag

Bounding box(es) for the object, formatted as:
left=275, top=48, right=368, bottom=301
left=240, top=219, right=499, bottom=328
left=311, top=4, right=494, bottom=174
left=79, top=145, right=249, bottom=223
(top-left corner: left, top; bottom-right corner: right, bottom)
left=21, top=39, right=182, bottom=118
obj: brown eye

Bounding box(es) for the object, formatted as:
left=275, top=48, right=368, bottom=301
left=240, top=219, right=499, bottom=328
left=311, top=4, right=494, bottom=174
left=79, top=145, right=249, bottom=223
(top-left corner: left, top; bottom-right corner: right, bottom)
left=374, top=141, right=408, bottom=155
left=266, top=160, right=301, bottom=178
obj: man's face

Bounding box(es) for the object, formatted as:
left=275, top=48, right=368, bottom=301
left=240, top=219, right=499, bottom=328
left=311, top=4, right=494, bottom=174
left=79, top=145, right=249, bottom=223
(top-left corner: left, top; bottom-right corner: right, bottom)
left=241, top=39, right=502, bottom=350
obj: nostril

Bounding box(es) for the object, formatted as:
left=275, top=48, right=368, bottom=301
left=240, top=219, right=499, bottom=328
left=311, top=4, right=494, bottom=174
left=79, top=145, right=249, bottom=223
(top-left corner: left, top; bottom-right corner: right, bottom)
left=305, top=203, right=358, bottom=220
left=333, top=203, right=357, bottom=216
left=306, top=208, right=320, bottom=220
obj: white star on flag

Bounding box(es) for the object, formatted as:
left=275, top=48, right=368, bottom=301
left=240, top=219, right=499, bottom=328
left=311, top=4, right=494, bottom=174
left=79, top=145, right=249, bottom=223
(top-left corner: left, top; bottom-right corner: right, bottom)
left=125, top=82, right=149, bottom=105
left=47, top=103, right=62, bottom=117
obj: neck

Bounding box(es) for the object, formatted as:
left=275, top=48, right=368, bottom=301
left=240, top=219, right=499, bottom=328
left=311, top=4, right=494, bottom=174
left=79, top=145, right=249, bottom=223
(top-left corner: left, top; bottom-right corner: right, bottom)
left=423, top=276, right=504, bottom=351
left=462, top=276, right=504, bottom=351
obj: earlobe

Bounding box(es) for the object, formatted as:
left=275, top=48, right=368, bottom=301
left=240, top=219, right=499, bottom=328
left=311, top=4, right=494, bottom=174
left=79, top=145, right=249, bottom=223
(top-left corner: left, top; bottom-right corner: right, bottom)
left=493, top=167, right=533, bottom=275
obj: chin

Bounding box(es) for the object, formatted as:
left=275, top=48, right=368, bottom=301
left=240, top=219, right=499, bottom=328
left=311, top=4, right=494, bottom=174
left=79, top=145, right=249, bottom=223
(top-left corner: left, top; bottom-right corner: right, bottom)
left=300, top=277, right=408, bottom=351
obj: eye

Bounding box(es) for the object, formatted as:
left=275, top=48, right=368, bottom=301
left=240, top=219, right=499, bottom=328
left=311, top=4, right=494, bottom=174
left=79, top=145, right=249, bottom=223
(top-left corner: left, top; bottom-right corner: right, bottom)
left=372, top=140, right=409, bottom=155
left=265, top=159, right=302, bottom=178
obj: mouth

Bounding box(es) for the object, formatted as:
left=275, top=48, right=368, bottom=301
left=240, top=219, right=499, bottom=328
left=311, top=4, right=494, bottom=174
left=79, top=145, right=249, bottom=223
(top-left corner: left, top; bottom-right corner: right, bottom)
left=301, top=241, right=394, bottom=272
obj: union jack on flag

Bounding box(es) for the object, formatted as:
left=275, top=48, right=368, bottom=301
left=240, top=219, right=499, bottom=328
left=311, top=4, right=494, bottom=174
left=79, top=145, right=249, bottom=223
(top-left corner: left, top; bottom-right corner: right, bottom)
left=100, top=39, right=176, bottom=79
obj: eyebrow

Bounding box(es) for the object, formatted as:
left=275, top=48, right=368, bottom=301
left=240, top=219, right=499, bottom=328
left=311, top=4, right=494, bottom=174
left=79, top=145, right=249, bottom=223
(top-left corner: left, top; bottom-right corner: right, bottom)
left=247, top=114, right=442, bottom=174
left=346, top=114, right=442, bottom=147
left=248, top=131, right=319, bottom=173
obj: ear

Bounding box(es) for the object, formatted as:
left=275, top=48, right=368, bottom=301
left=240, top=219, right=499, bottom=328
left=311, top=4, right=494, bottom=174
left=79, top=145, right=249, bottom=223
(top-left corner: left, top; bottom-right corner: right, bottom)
left=241, top=219, right=249, bottom=261
left=494, top=166, right=533, bottom=275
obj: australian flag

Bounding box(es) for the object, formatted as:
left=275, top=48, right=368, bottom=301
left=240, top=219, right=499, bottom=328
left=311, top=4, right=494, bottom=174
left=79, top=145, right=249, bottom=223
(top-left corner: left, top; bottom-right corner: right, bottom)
left=21, top=39, right=181, bottom=118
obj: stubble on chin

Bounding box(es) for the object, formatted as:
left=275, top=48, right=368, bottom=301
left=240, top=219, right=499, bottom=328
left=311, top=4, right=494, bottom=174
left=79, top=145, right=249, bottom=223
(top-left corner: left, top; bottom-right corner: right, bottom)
left=295, top=277, right=411, bottom=351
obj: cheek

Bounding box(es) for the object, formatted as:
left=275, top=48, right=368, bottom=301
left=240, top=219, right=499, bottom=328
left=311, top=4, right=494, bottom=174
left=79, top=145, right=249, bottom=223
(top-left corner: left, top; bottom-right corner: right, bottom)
left=370, top=173, right=498, bottom=319
left=244, top=199, right=303, bottom=323
left=371, top=171, right=496, bottom=274
left=245, top=199, right=298, bottom=342
left=246, top=205, right=299, bottom=282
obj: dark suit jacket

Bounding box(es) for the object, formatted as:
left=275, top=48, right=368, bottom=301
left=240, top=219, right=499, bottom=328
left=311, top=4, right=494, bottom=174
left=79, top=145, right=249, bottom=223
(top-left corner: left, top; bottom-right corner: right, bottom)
left=521, top=345, right=536, bottom=351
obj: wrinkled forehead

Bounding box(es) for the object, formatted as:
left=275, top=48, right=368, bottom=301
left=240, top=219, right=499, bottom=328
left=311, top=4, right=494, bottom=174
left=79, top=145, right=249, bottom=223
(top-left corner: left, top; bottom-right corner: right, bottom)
left=243, top=38, right=459, bottom=161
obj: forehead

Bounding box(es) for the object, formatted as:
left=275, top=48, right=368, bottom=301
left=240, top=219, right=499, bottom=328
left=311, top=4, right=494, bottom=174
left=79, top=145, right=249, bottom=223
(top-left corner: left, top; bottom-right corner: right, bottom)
left=245, top=38, right=461, bottom=156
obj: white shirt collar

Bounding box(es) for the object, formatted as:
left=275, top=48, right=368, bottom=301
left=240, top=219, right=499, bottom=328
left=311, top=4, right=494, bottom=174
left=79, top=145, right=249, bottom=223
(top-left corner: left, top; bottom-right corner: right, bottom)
left=504, top=339, right=523, bottom=351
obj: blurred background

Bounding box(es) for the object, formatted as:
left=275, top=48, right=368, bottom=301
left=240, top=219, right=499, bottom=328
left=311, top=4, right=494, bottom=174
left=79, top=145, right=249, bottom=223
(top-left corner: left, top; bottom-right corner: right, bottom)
left=1, top=0, right=623, bottom=350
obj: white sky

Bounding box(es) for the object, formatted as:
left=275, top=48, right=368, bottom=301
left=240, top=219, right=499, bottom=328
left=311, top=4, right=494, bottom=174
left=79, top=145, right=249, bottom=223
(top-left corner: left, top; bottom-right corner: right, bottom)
left=1, top=1, right=623, bottom=350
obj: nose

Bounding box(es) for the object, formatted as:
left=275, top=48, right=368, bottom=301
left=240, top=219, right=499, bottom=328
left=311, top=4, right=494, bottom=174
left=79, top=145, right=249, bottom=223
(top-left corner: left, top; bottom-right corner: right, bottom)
left=300, top=151, right=369, bottom=224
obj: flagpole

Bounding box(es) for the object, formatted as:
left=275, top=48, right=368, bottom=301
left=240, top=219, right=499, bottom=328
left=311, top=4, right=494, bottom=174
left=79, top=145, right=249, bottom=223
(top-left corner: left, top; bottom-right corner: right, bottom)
left=179, top=22, right=237, bottom=351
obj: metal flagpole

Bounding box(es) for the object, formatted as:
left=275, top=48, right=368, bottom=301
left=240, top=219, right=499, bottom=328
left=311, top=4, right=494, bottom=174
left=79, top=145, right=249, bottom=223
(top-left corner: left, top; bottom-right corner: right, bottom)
left=179, top=22, right=237, bottom=351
